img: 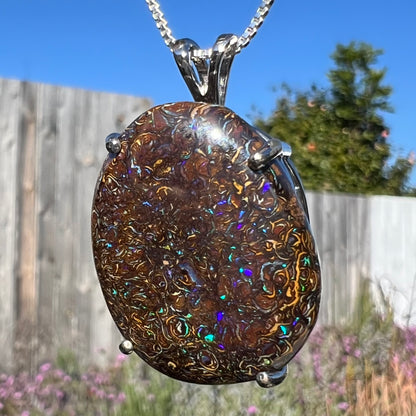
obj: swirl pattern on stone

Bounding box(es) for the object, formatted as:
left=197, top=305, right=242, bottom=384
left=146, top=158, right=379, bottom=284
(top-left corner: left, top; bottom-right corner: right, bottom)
left=91, top=102, right=320, bottom=385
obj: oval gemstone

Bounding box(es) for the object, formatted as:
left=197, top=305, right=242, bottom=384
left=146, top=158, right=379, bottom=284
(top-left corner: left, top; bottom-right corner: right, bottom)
left=91, top=102, right=320, bottom=384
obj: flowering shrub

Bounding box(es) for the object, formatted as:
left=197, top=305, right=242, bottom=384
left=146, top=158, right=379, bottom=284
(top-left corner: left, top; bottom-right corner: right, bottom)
left=0, top=353, right=126, bottom=416
left=1, top=285, right=415, bottom=415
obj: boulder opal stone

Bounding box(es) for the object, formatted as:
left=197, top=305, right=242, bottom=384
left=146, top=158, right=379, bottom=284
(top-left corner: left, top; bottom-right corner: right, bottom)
left=91, top=102, right=320, bottom=385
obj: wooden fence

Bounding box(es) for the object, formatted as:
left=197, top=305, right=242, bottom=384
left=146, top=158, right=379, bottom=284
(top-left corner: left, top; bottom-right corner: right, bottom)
left=1, top=78, right=415, bottom=372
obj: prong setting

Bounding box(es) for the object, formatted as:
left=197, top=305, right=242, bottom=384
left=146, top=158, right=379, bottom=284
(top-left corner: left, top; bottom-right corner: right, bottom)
left=105, top=133, right=121, bottom=155
left=119, top=339, right=134, bottom=355
left=248, top=129, right=287, bottom=171
left=256, top=365, right=288, bottom=388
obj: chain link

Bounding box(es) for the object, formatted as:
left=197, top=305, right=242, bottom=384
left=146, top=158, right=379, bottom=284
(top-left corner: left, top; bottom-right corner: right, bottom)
left=144, top=0, right=275, bottom=54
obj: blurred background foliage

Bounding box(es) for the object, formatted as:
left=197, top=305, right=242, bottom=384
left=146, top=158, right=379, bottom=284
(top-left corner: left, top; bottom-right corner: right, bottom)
left=256, top=41, right=416, bottom=196
left=1, top=280, right=415, bottom=415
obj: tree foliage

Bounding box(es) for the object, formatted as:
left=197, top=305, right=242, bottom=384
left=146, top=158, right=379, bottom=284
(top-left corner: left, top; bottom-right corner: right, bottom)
left=256, top=41, right=415, bottom=195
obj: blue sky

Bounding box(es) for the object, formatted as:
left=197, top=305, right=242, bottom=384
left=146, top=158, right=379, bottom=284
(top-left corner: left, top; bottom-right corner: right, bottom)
left=0, top=0, right=415, bottom=185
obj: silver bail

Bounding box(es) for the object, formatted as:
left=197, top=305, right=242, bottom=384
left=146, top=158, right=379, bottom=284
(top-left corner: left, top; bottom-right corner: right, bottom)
left=173, top=34, right=238, bottom=106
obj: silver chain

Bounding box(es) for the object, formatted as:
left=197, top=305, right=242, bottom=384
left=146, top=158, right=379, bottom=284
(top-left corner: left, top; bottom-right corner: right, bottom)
left=145, top=0, right=275, bottom=54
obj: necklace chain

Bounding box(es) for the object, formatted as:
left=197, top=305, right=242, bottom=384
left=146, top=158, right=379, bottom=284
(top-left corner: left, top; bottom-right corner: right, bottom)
left=145, top=0, right=275, bottom=54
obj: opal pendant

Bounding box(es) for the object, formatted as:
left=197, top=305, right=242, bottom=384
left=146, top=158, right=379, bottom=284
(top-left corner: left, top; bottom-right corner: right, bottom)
left=92, top=34, right=320, bottom=387
left=91, top=101, right=320, bottom=387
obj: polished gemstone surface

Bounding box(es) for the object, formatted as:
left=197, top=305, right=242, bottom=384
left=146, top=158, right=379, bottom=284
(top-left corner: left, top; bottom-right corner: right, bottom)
left=91, top=102, right=320, bottom=384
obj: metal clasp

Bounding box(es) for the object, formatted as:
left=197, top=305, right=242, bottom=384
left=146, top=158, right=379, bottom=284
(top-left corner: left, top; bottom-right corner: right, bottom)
left=173, top=34, right=238, bottom=106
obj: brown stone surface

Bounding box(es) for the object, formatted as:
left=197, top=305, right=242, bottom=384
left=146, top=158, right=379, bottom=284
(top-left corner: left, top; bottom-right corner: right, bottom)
left=91, top=102, right=320, bottom=384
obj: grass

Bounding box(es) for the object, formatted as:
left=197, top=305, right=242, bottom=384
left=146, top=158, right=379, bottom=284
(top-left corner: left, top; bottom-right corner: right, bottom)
left=1, top=280, right=415, bottom=415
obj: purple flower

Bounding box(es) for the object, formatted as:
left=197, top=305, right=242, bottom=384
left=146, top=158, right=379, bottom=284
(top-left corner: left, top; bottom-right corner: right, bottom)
left=95, top=389, right=106, bottom=399
left=115, top=353, right=127, bottom=367
left=312, top=351, right=323, bottom=382
left=39, top=363, right=52, bottom=373
left=94, top=374, right=107, bottom=385
left=5, top=376, right=14, bottom=387
left=353, top=349, right=362, bottom=358
left=342, top=335, right=357, bottom=355
left=54, top=369, right=65, bottom=379
left=56, top=390, right=65, bottom=400
left=39, top=385, right=52, bottom=396
left=329, top=382, right=339, bottom=392
left=117, top=392, right=126, bottom=403
left=337, top=402, right=349, bottom=411
left=13, top=391, right=23, bottom=400
left=90, top=386, right=106, bottom=399
left=247, top=405, right=258, bottom=415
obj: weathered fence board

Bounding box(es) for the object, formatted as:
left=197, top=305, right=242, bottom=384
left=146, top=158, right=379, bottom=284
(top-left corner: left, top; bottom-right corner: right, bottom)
left=0, top=78, right=21, bottom=369
left=307, top=192, right=372, bottom=325
left=0, top=78, right=415, bottom=372
left=370, top=196, right=416, bottom=325
left=0, top=78, right=151, bottom=371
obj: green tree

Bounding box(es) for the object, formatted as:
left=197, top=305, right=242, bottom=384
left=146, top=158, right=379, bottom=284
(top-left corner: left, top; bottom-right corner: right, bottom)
left=256, top=41, right=415, bottom=195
